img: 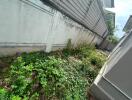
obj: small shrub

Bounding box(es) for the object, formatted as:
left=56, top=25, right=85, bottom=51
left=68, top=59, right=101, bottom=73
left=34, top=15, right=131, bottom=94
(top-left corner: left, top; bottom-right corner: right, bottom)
left=0, top=88, right=23, bottom=100
left=0, top=43, right=107, bottom=100
left=89, top=50, right=106, bottom=68
left=0, top=88, right=9, bottom=100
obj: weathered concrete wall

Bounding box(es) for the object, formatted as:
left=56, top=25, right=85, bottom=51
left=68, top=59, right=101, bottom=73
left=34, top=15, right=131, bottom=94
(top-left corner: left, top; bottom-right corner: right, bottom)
left=0, top=0, right=103, bottom=56
left=100, top=39, right=117, bottom=51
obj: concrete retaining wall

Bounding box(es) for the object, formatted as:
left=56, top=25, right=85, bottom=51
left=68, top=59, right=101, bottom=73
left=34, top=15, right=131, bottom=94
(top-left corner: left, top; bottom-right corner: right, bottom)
left=0, top=0, right=103, bottom=56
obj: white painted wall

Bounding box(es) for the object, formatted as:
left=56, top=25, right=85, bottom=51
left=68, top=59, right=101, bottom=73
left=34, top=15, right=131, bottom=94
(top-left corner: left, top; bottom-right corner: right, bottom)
left=0, top=0, right=53, bottom=43
left=0, top=0, right=103, bottom=56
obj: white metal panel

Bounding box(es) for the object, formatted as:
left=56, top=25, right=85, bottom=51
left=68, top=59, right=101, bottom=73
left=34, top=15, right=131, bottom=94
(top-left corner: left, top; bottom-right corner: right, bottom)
left=42, top=0, right=108, bottom=37
left=94, top=17, right=107, bottom=36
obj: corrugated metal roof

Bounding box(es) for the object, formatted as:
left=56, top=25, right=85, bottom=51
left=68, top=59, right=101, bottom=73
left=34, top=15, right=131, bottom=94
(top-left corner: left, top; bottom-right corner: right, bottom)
left=40, top=0, right=108, bottom=38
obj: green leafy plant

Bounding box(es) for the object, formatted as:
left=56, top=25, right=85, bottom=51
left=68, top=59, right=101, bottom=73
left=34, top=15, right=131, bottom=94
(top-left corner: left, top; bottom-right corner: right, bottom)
left=106, top=20, right=119, bottom=44
left=0, top=44, right=107, bottom=100
left=0, top=88, right=9, bottom=100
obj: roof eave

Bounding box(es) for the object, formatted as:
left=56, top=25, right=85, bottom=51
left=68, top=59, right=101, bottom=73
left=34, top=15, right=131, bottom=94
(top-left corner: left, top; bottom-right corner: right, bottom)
left=123, top=15, right=132, bottom=32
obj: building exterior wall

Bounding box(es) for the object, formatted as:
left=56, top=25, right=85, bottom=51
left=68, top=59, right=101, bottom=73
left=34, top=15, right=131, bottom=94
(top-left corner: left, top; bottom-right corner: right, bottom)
left=123, top=15, right=132, bottom=33
left=90, top=31, right=132, bottom=100
left=99, top=39, right=116, bottom=51
left=0, top=0, right=103, bottom=56
left=104, top=10, right=115, bottom=27
left=101, top=0, right=114, bottom=8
